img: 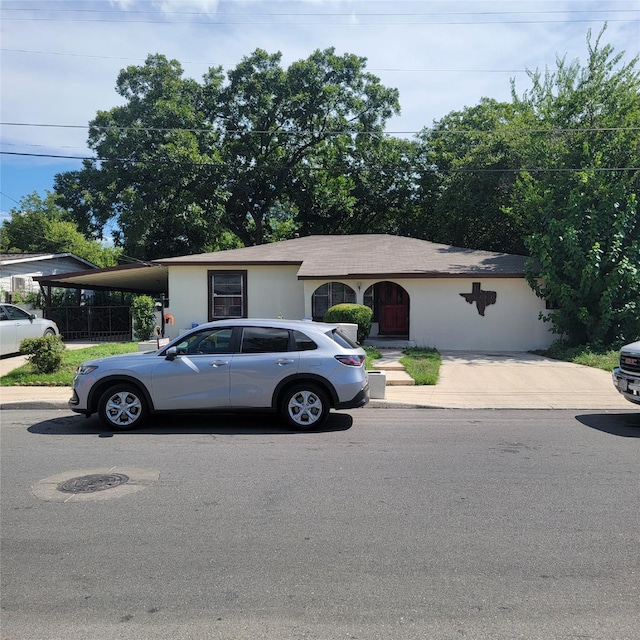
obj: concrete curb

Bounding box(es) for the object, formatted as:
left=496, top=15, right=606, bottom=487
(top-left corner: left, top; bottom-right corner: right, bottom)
left=1, top=349, right=633, bottom=411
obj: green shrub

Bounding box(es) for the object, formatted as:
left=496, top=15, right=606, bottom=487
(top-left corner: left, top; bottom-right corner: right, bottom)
left=131, top=295, right=157, bottom=341
left=324, top=303, right=373, bottom=343
left=20, top=335, right=66, bottom=374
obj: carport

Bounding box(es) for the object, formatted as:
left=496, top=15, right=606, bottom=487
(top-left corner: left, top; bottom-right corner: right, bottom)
left=34, top=263, right=168, bottom=342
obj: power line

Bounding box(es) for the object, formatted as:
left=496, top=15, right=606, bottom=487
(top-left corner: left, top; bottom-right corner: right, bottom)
left=0, top=48, right=529, bottom=73
left=2, top=5, right=636, bottom=15
left=2, top=122, right=639, bottom=135
left=0, top=191, right=21, bottom=205
left=1, top=15, right=634, bottom=25
left=1, top=3, right=637, bottom=26
left=1, top=151, right=637, bottom=174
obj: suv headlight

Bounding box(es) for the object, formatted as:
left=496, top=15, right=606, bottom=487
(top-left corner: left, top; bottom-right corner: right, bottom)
left=76, top=365, right=98, bottom=375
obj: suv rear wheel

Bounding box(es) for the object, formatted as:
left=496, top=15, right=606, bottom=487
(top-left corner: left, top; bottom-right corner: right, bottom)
left=98, top=384, right=148, bottom=430
left=280, top=383, right=329, bottom=430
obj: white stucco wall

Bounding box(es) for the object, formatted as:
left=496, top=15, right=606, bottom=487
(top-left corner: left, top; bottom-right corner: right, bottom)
left=166, top=265, right=305, bottom=339
left=402, top=278, right=553, bottom=351
left=167, top=267, right=554, bottom=351
left=303, top=277, right=554, bottom=351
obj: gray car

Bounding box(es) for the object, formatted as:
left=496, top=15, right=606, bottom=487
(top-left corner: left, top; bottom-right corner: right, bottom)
left=0, top=303, right=59, bottom=356
left=70, top=318, right=370, bottom=431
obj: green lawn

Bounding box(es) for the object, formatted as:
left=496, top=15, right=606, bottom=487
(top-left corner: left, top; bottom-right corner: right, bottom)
left=399, top=347, right=441, bottom=385
left=0, top=343, right=138, bottom=387
left=534, top=343, right=619, bottom=372
left=365, top=345, right=442, bottom=385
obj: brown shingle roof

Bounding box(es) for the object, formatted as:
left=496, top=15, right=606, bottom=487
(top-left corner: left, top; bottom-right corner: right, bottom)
left=154, top=234, right=530, bottom=278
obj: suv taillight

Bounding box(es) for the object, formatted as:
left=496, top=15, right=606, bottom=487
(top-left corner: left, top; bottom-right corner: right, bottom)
left=334, top=355, right=364, bottom=367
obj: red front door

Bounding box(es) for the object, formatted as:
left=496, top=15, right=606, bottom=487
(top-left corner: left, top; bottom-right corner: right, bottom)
left=378, top=282, right=409, bottom=336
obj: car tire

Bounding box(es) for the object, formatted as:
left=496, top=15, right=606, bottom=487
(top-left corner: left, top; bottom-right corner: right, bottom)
left=43, top=328, right=56, bottom=337
left=280, top=383, right=330, bottom=430
left=98, top=384, right=148, bottom=431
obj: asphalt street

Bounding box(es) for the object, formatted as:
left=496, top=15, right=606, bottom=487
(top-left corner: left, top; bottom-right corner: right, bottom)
left=1, top=407, right=639, bottom=640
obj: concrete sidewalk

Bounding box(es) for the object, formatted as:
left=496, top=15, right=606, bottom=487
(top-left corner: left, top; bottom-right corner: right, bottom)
left=370, top=350, right=631, bottom=410
left=0, top=348, right=631, bottom=411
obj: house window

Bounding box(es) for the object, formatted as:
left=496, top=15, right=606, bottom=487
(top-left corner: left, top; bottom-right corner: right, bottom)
left=208, top=270, right=247, bottom=320
left=312, top=282, right=356, bottom=321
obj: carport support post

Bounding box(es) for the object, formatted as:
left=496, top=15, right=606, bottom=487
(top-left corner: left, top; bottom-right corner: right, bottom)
left=39, top=285, right=52, bottom=317
left=152, top=294, right=167, bottom=339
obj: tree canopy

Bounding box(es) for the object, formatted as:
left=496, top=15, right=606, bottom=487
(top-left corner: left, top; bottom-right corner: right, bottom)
left=50, top=29, right=639, bottom=345
left=0, top=192, right=121, bottom=268
left=55, top=48, right=400, bottom=257
left=512, top=29, right=639, bottom=345
left=409, top=28, right=639, bottom=344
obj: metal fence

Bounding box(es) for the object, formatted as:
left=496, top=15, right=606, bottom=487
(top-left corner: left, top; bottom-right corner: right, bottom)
left=46, top=306, right=132, bottom=342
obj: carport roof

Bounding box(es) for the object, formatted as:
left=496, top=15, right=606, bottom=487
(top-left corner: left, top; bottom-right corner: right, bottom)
left=34, top=262, right=168, bottom=294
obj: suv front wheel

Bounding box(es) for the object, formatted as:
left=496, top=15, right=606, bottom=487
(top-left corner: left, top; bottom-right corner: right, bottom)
left=98, top=384, right=148, bottom=430
left=280, top=383, right=330, bottom=430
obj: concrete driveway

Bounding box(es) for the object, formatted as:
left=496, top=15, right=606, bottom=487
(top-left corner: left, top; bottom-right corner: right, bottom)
left=374, top=351, right=632, bottom=410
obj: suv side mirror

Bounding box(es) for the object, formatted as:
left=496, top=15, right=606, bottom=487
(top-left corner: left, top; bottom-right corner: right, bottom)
left=165, top=346, right=178, bottom=361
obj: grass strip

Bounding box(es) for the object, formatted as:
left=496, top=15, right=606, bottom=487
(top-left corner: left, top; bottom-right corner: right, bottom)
left=399, top=347, right=441, bottom=385
left=0, top=343, right=138, bottom=386
left=534, top=343, right=619, bottom=372
left=363, top=346, right=382, bottom=370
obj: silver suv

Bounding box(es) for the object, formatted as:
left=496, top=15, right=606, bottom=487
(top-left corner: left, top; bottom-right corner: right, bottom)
left=70, top=319, right=370, bottom=431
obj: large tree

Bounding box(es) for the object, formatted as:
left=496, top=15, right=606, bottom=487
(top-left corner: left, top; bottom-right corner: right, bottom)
left=412, top=98, right=528, bottom=254
left=511, top=28, right=640, bottom=345
left=55, top=49, right=400, bottom=258
left=288, top=134, right=418, bottom=236
left=0, top=192, right=120, bottom=268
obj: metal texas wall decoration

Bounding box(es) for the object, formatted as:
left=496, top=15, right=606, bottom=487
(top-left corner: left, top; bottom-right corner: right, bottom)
left=460, top=282, right=497, bottom=316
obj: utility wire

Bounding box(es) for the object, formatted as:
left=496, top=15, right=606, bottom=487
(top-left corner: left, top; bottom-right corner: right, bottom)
left=0, top=48, right=530, bottom=73
left=1, top=16, right=634, bottom=25
left=3, top=6, right=636, bottom=17
left=1, top=151, right=637, bottom=174
left=3, top=122, right=639, bottom=135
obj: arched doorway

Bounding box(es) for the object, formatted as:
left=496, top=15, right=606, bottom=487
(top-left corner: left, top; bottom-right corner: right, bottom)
left=364, top=281, right=409, bottom=337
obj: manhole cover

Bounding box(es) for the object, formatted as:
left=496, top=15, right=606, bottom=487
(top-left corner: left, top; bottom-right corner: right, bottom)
left=32, top=467, right=159, bottom=502
left=58, top=473, right=130, bottom=494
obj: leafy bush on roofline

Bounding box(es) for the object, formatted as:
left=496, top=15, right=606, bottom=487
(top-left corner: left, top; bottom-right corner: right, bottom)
left=324, top=304, right=373, bottom=344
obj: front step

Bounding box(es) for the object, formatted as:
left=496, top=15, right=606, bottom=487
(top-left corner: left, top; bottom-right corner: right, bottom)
left=382, top=369, right=415, bottom=386
left=370, top=361, right=415, bottom=386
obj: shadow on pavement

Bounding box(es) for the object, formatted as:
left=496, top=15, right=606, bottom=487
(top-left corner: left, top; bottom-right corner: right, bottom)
left=575, top=412, right=640, bottom=437
left=27, top=411, right=354, bottom=436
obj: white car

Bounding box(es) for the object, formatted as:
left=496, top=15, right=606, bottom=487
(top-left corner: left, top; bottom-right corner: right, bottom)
left=0, top=304, right=60, bottom=357
left=612, top=341, right=640, bottom=406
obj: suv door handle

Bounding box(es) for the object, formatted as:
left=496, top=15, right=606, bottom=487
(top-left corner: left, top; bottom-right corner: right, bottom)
left=210, top=360, right=230, bottom=367
left=276, top=358, right=295, bottom=366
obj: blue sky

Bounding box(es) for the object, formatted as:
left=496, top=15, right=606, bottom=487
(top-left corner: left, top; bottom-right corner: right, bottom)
left=1, top=0, right=638, bottom=222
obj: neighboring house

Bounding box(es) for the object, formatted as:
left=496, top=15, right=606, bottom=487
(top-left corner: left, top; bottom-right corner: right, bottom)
left=34, top=235, right=555, bottom=351
left=0, top=253, right=98, bottom=304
